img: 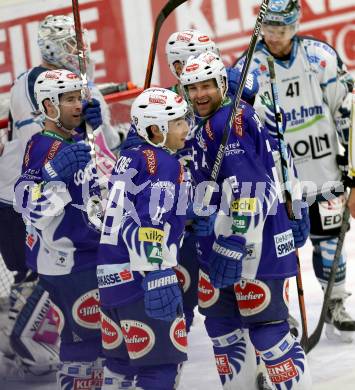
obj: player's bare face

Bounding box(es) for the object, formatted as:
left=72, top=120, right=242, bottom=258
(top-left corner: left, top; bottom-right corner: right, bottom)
left=165, top=116, right=190, bottom=151
left=173, top=61, right=183, bottom=77
left=59, top=91, right=83, bottom=130
left=187, top=79, right=222, bottom=118
left=262, top=24, right=295, bottom=57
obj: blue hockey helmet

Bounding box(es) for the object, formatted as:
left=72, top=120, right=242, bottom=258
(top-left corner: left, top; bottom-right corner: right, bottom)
left=263, top=0, right=300, bottom=26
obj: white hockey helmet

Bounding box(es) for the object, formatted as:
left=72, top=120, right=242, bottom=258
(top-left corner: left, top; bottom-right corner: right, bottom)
left=131, top=87, right=189, bottom=148
left=165, top=29, right=218, bottom=78
left=37, top=15, right=91, bottom=76
left=34, top=69, right=83, bottom=123
left=180, top=51, right=227, bottom=96
left=263, top=0, right=300, bottom=26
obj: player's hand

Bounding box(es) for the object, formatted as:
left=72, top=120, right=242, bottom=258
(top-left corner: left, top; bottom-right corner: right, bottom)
left=82, top=98, right=102, bottom=130
left=208, top=234, right=246, bottom=288
left=42, top=142, right=91, bottom=184
left=142, top=269, right=183, bottom=322
left=290, top=203, right=310, bottom=248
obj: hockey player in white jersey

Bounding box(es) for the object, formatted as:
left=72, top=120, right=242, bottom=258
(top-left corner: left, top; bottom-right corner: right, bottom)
left=235, top=0, right=355, bottom=341
left=14, top=69, right=104, bottom=389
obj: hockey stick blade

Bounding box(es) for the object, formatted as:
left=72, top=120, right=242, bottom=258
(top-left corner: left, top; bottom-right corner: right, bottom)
left=306, top=206, right=350, bottom=353
left=203, top=0, right=270, bottom=207
left=144, top=0, right=188, bottom=89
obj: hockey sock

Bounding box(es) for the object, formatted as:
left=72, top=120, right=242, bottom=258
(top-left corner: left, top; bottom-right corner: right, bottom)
left=205, top=316, right=257, bottom=389
left=103, top=357, right=136, bottom=389
left=312, top=238, right=346, bottom=296
left=250, top=321, right=312, bottom=389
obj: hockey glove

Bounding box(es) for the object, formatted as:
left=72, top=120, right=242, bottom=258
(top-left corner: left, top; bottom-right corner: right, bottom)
left=142, top=269, right=183, bottom=322
left=208, top=235, right=247, bottom=289
left=226, top=66, right=259, bottom=102
left=42, top=142, right=91, bottom=184
left=186, top=203, right=217, bottom=237
left=76, top=98, right=103, bottom=134
left=290, top=204, right=310, bottom=248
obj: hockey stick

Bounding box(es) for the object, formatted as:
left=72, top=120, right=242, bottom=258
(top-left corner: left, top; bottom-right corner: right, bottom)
left=72, top=0, right=97, bottom=163
left=267, top=56, right=309, bottom=349
left=305, top=205, right=350, bottom=353
left=202, top=0, right=270, bottom=207
left=144, top=0, right=188, bottom=89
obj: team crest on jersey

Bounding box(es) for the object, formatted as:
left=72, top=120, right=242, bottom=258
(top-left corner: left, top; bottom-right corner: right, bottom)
left=174, top=264, right=191, bottom=293
left=72, top=289, right=100, bottom=329
left=234, top=280, right=271, bottom=316
left=120, top=320, right=155, bottom=359
left=142, top=149, right=157, bottom=175
left=169, top=317, right=188, bottom=353
left=198, top=269, right=220, bottom=308
left=233, top=109, right=243, bottom=136
left=204, top=120, right=214, bottom=140
left=215, top=354, right=232, bottom=375
left=100, top=311, right=123, bottom=350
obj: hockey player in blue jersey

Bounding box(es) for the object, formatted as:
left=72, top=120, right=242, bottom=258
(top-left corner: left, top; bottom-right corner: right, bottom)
left=179, top=51, right=312, bottom=389
left=97, top=87, right=191, bottom=390
left=14, top=69, right=104, bottom=390
left=0, top=14, right=118, bottom=380
left=235, top=0, right=355, bottom=342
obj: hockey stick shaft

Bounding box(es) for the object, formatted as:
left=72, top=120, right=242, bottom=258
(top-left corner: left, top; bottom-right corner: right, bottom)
left=202, top=0, right=270, bottom=207
left=71, top=0, right=97, bottom=163
left=306, top=205, right=350, bottom=353
left=267, top=57, right=309, bottom=347
left=144, top=0, right=188, bottom=89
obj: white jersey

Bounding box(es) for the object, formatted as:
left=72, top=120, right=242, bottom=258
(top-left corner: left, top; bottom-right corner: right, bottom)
left=0, top=66, right=119, bottom=205
left=237, top=36, right=354, bottom=197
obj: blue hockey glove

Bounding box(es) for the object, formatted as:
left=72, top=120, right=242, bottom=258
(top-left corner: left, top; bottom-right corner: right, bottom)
left=192, top=214, right=217, bottom=237
left=290, top=204, right=310, bottom=248
left=141, top=269, right=183, bottom=322
left=186, top=203, right=217, bottom=237
left=42, top=142, right=91, bottom=184
left=226, top=66, right=259, bottom=102
left=81, top=98, right=102, bottom=131
left=208, top=235, right=247, bottom=289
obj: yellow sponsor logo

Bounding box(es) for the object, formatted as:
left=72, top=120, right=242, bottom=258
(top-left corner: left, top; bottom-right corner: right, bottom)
left=138, top=227, right=164, bottom=244
left=231, top=198, right=257, bottom=213
left=31, top=183, right=42, bottom=201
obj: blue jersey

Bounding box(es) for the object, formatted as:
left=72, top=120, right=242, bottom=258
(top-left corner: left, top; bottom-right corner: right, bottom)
left=189, top=98, right=298, bottom=280
left=97, top=142, right=189, bottom=306
left=14, top=131, right=100, bottom=275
